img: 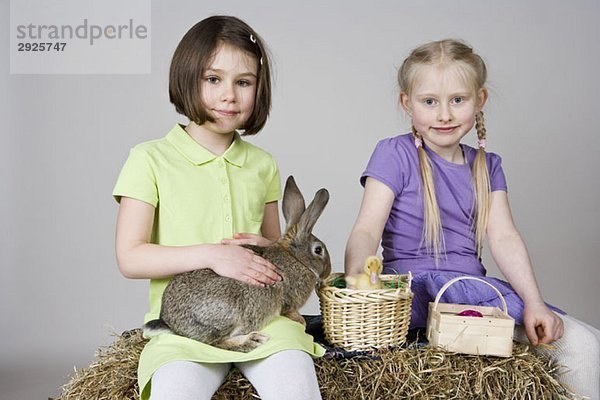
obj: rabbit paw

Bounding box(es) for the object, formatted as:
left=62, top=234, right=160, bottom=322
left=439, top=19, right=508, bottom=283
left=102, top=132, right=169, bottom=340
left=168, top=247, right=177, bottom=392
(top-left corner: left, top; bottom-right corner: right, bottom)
left=217, top=332, right=270, bottom=353
left=284, top=310, right=307, bottom=326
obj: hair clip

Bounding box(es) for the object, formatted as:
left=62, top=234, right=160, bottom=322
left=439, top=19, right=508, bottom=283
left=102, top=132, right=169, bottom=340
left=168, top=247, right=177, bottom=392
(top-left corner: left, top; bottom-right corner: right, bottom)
left=478, top=138, right=487, bottom=149
left=250, top=34, right=257, bottom=43
left=414, top=137, right=423, bottom=148
left=260, top=57, right=263, bottom=66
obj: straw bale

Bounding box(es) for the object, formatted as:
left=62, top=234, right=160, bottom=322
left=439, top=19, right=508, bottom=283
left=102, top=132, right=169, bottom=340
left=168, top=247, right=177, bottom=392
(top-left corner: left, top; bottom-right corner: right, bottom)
left=54, top=329, right=579, bottom=400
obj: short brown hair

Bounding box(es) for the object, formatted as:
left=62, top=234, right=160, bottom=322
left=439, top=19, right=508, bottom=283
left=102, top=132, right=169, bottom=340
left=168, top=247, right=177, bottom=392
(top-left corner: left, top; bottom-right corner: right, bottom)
left=169, top=16, right=271, bottom=136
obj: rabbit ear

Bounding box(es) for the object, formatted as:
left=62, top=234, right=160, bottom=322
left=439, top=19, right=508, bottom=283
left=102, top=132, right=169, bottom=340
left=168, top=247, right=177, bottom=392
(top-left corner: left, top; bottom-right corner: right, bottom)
left=296, top=188, right=329, bottom=236
left=282, top=176, right=306, bottom=230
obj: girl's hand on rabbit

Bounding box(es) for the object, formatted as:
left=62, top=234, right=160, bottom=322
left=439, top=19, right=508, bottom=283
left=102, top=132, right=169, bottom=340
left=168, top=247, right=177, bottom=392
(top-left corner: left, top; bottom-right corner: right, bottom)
left=221, top=233, right=274, bottom=247
left=523, top=301, right=564, bottom=346
left=210, top=244, right=282, bottom=287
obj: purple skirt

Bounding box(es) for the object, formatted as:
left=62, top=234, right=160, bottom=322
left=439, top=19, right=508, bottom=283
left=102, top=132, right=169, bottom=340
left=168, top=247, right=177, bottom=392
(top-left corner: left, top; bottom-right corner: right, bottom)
left=387, top=270, right=564, bottom=329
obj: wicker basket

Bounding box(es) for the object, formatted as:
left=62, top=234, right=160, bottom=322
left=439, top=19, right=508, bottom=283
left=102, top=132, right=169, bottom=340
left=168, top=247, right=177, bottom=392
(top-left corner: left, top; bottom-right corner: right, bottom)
left=317, top=272, right=413, bottom=351
left=426, top=276, right=515, bottom=357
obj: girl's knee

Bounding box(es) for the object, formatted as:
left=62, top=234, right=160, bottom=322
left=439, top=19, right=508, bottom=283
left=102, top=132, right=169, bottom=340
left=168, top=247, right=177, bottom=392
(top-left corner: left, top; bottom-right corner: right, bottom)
left=237, top=351, right=321, bottom=400
left=553, top=316, right=600, bottom=367
left=150, top=361, right=230, bottom=400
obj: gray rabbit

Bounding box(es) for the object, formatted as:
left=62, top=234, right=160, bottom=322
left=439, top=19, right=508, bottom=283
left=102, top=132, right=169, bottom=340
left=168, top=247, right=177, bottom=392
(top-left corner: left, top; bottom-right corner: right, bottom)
left=144, top=176, right=331, bottom=352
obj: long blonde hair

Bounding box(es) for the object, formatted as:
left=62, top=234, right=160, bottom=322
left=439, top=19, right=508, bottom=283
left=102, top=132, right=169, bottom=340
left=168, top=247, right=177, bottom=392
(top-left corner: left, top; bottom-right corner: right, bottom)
left=399, top=39, right=490, bottom=260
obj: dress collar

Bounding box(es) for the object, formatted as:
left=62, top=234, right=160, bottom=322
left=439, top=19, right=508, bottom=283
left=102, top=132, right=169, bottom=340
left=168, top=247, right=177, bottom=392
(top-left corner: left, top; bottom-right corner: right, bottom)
left=166, top=124, right=247, bottom=167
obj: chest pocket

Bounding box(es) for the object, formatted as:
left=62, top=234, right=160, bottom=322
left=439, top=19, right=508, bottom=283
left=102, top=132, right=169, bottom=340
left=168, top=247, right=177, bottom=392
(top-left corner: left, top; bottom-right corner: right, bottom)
left=238, top=175, right=267, bottom=223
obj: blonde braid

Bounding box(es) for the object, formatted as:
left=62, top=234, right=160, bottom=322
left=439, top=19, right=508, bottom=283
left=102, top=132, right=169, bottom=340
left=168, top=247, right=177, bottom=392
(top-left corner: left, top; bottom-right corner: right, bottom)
left=472, top=111, right=491, bottom=257
left=412, top=127, right=444, bottom=261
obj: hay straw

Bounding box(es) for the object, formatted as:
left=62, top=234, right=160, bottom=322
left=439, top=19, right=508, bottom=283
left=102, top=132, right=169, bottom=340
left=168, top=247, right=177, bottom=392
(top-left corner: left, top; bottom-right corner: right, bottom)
left=55, top=330, right=579, bottom=400
left=312, top=343, right=578, bottom=400
left=55, top=329, right=146, bottom=400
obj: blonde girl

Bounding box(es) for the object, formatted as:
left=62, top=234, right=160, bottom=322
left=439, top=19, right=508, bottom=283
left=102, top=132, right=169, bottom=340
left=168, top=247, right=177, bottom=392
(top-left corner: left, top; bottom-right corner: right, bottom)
left=345, top=39, right=599, bottom=399
left=114, top=16, right=323, bottom=400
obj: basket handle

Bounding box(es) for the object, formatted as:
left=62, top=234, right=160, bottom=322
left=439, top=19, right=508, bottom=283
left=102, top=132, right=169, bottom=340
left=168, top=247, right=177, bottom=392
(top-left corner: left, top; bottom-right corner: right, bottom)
left=391, top=270, right=412, bottom=293
left=431, top=276, right=508, bottom=315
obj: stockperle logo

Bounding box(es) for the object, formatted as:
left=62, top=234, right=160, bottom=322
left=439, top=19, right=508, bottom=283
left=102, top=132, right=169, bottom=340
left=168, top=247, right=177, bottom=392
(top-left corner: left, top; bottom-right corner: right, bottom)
left=10, top=0, right=151, bottom=74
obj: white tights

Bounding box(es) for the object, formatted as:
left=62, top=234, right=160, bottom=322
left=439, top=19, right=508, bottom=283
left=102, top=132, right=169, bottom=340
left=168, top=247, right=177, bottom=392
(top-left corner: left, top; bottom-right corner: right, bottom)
left=149, top=350, right=322, bottom=400
left=514, top=314, right=600, bottom=400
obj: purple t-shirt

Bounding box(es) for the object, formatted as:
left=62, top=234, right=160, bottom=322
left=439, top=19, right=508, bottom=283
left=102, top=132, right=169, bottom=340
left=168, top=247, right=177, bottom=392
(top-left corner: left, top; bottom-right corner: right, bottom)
left=361, top=133, right=507, bottom=276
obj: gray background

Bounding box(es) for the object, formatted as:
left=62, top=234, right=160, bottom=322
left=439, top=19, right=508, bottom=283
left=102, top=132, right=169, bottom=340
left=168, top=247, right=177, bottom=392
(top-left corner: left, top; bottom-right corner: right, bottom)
left=2, top=1, right=599, bottom=399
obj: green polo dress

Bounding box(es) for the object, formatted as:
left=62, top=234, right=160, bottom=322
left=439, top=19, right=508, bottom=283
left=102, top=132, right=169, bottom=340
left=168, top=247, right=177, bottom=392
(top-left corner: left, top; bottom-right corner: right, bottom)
left=113, top=124, right=325, bottom=399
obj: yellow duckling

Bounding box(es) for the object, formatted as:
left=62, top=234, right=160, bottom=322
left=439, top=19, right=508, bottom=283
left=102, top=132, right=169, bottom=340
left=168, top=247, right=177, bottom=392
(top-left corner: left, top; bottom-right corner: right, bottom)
left=346, top=255, right=383, bottom=290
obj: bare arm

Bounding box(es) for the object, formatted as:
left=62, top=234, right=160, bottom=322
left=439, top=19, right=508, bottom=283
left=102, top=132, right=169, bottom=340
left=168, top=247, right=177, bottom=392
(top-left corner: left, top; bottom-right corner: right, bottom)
left=115, top=197, right=280, bottom=285
left=344, top=178, right=395, bottom=276
left=487, top=191, right=563, bottom=344
left=261, top=201, right=282, bottom=241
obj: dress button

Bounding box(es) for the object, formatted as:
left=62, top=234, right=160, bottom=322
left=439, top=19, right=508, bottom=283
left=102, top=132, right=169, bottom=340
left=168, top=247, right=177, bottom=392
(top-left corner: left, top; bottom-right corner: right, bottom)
left=225, top=215, right=231, bottom=222
left=224, top=195, right=230, bottom=202
left=221, top=178, right=227, bottom=184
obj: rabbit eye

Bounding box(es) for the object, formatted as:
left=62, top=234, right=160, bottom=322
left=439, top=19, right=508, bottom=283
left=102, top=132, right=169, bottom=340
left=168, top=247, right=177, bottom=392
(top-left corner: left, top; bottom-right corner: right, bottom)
left=313, top=244, right=323, bottom=256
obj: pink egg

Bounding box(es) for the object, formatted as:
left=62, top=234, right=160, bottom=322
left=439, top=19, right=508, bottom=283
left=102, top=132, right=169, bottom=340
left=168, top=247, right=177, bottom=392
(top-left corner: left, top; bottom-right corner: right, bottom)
left=457, top=309, right=484, bottom=318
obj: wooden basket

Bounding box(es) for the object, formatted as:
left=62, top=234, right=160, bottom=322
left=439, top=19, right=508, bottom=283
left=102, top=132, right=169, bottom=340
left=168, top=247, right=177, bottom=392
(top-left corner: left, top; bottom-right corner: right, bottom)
left=317, top=272, right=413, bottom=351
left=426, top=276, right=515, bottom=357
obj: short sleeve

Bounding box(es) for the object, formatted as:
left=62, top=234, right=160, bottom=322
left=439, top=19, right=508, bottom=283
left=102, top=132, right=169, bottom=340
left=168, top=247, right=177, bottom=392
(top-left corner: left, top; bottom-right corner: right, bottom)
left=360, top=138, right=407, bottom=196
left=264, top=156, right=282, bottom=203
left=488, top=153, right=508, bottom=192
left=112, top=147, right=158, bottom=206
